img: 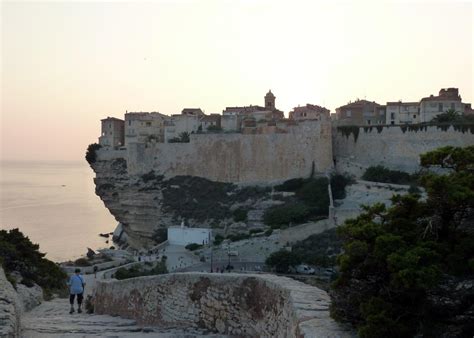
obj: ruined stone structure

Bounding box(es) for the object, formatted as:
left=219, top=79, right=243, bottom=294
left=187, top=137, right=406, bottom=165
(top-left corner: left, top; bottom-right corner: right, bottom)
left=93, top=272, right=355, bottom=337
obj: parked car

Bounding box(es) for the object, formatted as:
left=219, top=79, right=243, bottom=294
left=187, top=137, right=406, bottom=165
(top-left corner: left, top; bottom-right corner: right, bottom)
left=295, top=264, right=315, bottom=275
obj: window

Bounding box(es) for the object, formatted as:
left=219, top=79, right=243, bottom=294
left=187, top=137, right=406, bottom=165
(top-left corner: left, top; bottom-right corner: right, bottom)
left=451, top=103, right=455, bottom=110
left=128, top=120, right=131, bottom=126
left=390, top=112, right=395, bottom=119
left=109, top=123, right=112, bottom=128
left=438, top=103, right=443, bottom=112
left=391, top=121, right=395, bottom=125
left=367, top=120, right=371, bottom=125
left=146, top=122, right=152, bottom=126
left=413, top=115, right=416, bottom=119
left=346, top=110, right=352, bottom=117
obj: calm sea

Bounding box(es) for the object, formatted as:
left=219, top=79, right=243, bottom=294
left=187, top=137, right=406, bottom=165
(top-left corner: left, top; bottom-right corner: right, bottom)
left=0, top=161, right=117, bottom=262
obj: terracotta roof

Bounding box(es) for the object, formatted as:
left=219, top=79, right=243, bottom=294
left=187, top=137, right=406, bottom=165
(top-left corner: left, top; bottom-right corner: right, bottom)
left=101, top=117, right=124, bottom=122
left=337, top=99, right=381, bottom=109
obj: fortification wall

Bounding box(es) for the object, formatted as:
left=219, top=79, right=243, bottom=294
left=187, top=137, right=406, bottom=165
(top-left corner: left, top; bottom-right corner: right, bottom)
left=93, top=272, right=354, bottom=337
left=0, top=267, right=21, bottom=337
left=112, top=120, right=333, bottom=184
left=333, top=125, right=474, bottom=176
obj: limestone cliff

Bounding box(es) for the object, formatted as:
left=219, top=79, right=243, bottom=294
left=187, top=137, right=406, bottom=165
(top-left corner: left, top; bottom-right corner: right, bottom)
left=91, top=158, right=278, bottom=248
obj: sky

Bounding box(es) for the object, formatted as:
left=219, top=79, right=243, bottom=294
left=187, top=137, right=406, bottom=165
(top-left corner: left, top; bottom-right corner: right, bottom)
left=1, top=0, right=473, bottom=162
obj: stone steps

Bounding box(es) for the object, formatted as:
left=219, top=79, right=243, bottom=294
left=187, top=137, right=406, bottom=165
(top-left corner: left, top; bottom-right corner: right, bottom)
left=21, top=298, right=221, bottom=338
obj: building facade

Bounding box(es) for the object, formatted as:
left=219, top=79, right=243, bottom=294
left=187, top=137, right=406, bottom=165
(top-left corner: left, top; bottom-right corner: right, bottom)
left=289, top=104, right=330, bottom=121
left=124, top=112, right=169, bottom=146
left=99, top=117, right=125, bottom=148
left=419, top=88, right=465, bottom=122
left=335, top=100, right=385, bottom=125
left=386, top=102, right=420, bottom=125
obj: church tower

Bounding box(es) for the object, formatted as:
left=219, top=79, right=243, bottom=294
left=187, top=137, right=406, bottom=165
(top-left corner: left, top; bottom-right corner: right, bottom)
left=265, top=90, right=276, bottom=110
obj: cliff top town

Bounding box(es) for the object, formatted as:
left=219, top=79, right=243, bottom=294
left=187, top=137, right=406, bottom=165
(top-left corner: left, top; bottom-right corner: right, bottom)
left=99, top=88, right=474, bottom=149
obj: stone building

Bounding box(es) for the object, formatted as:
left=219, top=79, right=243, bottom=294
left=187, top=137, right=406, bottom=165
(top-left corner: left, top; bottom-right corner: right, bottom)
left=124, top=112, right=169, bottom=146
left=200, top=114, right=221, bottom=131
left=335, top=99, right=385, bottom=125
left=419, top=88, right=466, bottom=122
left=289, top=104, right=330, bottom=121
left=386, top=101, right=420, bottom=125
left=99, top=117, right=125, bottom=148
left=164, top=114, right=200, bottom=142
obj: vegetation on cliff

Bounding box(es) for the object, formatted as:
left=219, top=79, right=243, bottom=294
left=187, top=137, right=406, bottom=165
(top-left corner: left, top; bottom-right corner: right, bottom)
left=113, top=261, right=168, bottom=280
left=361, top=166, right=417, bottom=185
left=0, top=228, right=67, bottom=296
left=265, top=228, right=343, bottom=273
left=330, top=145, right=474, bottom=337
left=85, top=143, right=102, bottom=164
left=264, top=177, right=329, bottom=228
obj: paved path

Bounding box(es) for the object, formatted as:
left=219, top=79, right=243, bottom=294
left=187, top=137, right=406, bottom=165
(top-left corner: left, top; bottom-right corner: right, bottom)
left=21, top=265, right=221, bottom=337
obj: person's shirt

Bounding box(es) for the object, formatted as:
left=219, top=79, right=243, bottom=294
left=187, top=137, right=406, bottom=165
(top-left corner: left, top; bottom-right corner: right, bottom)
left=68, top=274, right=85, bottom=294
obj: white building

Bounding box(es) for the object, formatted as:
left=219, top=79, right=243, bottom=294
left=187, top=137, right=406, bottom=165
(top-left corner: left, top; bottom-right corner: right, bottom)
left=419, top=88, right=465, bottom=123
left=164, top=114, right=200, bottom=142
left=99, top=117, right=125, bottom=148
left=167, top=224, right=212, bottom=246
left=124, top=112, right=169, bottom=146
left=386, top=101, right=420, bottom=125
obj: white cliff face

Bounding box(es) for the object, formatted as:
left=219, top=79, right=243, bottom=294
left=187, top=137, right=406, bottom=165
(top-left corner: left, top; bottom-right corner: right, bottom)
left=0, top=267, right=21, bottom=337
left=91, top=158, right=276, bottom=249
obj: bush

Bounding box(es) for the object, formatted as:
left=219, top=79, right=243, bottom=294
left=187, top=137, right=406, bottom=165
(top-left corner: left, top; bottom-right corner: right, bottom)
left=114, top=262, right=168, bottom=280
left=291, top=228, right=342, bottom=267
left=85, top=143, right=102, bottom=164
left=74, top=258, right=91, bottom=267
left=233, top=208, right=248, bottom=222
left=274, top=178, right=305, bottom=192
left=227, top=233, right=251, bottom=242
left=213, top=234, right=224, bottom=245
left=264, top=229, right=273, bottom=236
left=330, top=173, right=355, bottom=200
left=362, top=166, right=414, bottom=185
left=265, top=249, right=301, bottom=273
left=207, top=125, right=223, bottom=132
left=0, top=228, right=67, bottom=294
left=263, top=203, right=311, bottom=228
left=185, top=243, right=203, bottom=251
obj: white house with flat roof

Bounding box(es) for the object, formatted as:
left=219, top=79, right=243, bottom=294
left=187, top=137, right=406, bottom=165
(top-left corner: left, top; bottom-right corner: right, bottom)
left=167, top=223, right=212, bottom=246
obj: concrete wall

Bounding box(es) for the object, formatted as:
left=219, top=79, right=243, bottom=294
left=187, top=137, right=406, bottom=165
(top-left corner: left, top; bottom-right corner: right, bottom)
left=334, top=125, right=474, bottom=176
left=122, top=120, right=333, bottom=184
left=93, top=272, right=354, bottom=337
left=0, top=267, right=21, bottom=338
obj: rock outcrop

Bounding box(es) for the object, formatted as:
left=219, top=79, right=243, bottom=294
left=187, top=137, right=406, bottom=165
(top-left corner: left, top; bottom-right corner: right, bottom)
left=0, top=267, right=21, bottom=338
left=93, top=272, right=355, bottom=337
left=91, top=158, right=278, bottom=248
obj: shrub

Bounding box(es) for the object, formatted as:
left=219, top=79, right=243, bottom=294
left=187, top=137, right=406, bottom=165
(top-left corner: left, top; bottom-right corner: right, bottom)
left=74, top=258, right=91, bottom=266
left=264, top=229, right=273, bottom=236
left=274, top=178, right=305, bottom=192
left=330, top=173, right=355, bottom=200
left=185, top=243, right=203, bottom=251
left=0, top=228, right=67, bottom=294
left=85, top=143, right=102, bottom=164
left=233, top=208, right=248, bottom=222
left=265, top=249, right=301, bottom=273
left=362, top=165, right=414, bottom=185
left=291, top=228, right=343, bottom=267
left=263, top=203, right=311, bottom=228
left=227, top=233, right=251, bottom=242
left=213, top=234, right=224, bottom=245
left=114, top=262, right=168, bottom=280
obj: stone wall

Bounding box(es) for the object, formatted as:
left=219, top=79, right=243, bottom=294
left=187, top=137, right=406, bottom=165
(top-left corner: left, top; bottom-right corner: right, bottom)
left=334, top=125, right=474, bottom=176
left=0, top=267, right=21, bottom=338
left=97, top=120, right=333, bottom=184
left=93, top=272, right=354, bottom=337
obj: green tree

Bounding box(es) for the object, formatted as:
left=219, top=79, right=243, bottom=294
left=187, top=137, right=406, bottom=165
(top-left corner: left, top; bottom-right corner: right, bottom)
left=265, top=249, right=301, bottom=273
left=330, top=146, right=474, bottom=337
left=85, top=143, right=102, bottom=164
left=431, top=109, right=461, bottom=123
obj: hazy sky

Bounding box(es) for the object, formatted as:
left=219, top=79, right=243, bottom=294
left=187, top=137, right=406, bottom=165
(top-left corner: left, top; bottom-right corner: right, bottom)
left=1, top=0, right=472, bottom=161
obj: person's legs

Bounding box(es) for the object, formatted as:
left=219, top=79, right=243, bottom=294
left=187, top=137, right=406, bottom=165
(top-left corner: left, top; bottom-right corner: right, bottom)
left=77, top=293, right=84, bottom=313
left=69, top=294, right=76, bottom=313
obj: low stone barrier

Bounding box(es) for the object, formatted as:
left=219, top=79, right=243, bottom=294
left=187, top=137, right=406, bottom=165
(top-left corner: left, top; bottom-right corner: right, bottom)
left=94, top=272, right=354, bottom=337
left=0, top=267, right=21, bottom=338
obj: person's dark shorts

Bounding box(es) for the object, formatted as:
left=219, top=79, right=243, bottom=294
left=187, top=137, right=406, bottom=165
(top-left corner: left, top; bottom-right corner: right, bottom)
left=69, top=293, right=83, bottom=305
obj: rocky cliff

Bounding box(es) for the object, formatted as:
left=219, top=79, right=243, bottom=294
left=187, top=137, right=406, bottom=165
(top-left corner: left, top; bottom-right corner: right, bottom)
left=92, top=157, right=280, bottom=248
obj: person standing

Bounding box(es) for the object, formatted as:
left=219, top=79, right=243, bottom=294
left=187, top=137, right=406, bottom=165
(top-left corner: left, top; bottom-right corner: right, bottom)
left=67, top=268, right=85, bottom=314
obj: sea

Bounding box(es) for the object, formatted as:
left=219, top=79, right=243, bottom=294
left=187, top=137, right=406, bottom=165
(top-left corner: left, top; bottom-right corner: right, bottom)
left=0, top=161, right=117, bottom=262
